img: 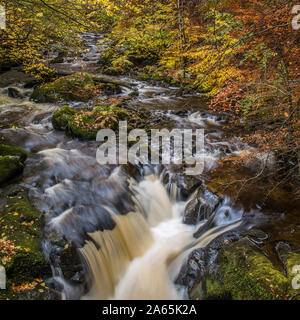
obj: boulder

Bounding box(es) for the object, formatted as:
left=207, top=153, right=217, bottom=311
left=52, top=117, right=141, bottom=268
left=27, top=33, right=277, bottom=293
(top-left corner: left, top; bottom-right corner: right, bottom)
left=189, top=238, right=300, bottom=300
left=52, top=103, right=145, bottom=140
left=0, top=144, right=27, bottom=163
left=183, top=186, right=220, bottom=225
left=0, top=185, right=51, bottom=300
left=0, top=145, right=27, bottom=185
left=7, top=87, right=25, bottom=99
left=31, top=72, right=96, bottom=103
left=51, top=105, right=76, bottom=131
left=0, top=156, right=24, bottom=185
left=68, top=104, right=129, bottom=140
left=0, top=70, right=36, bottom=88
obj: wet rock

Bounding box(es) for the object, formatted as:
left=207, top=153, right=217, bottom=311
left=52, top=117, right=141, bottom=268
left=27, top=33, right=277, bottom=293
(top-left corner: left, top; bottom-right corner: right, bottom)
left=68, top=104, right=131, bottom=140
left=8, top=87, right=25, bottom=99
left=0, top=144, right=27, bottom=185
left=52, top=106, right=76, bottom=131
left=243, top=229, right=268, bottom=244
left=52, top=103, right=146, bottom=140
left=31, top=72, right=96, bottom=103
left=183, top=175, right=202, bottom=194
left=275, top=241, right=292, bottom=269
left=145, top=91, right=155, bottom=98
left=0, top=144, right=27, bottom=163
left=17, top=286, right=61, bottom=300
left=177, top=232, right=242, bottom=300
left=183, top=197, right=200, bottom=225
left=23, top=80, right=40, bottom=89
left=0, top=156, right=24, bottom=185
left=0, top=70, right=37, bottom=88
left=190, top=238, right=300, bottom=300
left=0, top=185, right=51, bottom=300
left=183, top=185, right=220, bottom=225
left=120, top=163, right=142, bottom=181
left=60, top=243, right=84, bottom=280
left=45, top=277, right=85, bottom=300
left=176, top=249, right=209, bottom=292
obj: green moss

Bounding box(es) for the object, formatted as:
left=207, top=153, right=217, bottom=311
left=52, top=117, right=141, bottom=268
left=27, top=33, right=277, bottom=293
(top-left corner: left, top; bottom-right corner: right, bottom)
left=282, top=252, right=300, bottom=299
left=31, top=72, right=96, bottom=103
left=52, top=105, right=76, bottom=131
left=68, top=104, right=137, bottom=140
left=206, top=278, right=229, bottom=299
left=68, top=116, right=100, bottom=140
left=52, top=102, right=144, bottom=140
left=112, top=56, right=133, bottom=70
left=0, top=145, right=27, bottom=163
left=68, top=106, right=120, bottom=139
left=136, top=73, right=151, bottom=81
left=0, top=186, right=50, bottom=300
left=104, top=66, right=125, bottom=76
left=193, top=238, right=297, bottom=300
left=0, top=156, right=24, bottom=185
left=220, top=239, right=289, bottom=300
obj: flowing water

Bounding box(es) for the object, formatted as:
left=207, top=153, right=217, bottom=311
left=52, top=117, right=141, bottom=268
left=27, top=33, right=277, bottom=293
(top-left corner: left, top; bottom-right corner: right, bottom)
left=0, top=33, right=299, bottom=300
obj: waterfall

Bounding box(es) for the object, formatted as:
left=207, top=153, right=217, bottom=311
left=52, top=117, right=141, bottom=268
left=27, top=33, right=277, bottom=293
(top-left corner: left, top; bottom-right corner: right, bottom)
left=78, top=175, right=242, bottom=300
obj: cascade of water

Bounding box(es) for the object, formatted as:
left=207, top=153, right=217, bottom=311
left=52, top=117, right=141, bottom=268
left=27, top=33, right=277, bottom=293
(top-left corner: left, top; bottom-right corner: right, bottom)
left=78, top=175, right=242, bottom=300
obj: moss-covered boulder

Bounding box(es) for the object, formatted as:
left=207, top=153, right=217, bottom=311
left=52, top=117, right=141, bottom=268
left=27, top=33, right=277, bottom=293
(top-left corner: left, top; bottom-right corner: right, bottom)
left=190, top=238, right=300, bottom=300
left=0, top=186, right=51, bottom=300
left=0, top=145, right=27, bottom=163
left=31, top=72, right=96, bottom=103
left=68, top=104, right=131, bottom=140
left=0, top=145, right=27, bottom=185
left=52, top=102, right=147, bottom=140
left=0, top=156, right=24, bottom=185
left=51, top=105, right=76, bottom=131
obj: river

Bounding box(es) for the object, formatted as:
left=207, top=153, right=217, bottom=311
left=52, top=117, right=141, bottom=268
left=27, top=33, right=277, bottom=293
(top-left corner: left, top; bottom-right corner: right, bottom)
left=0, top=33, right=299, bottom=300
